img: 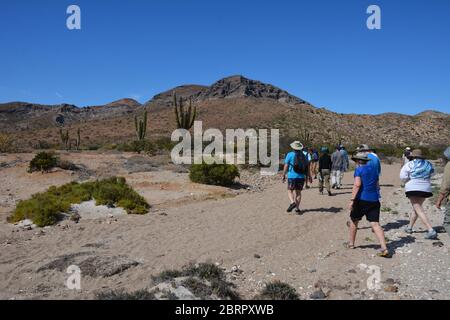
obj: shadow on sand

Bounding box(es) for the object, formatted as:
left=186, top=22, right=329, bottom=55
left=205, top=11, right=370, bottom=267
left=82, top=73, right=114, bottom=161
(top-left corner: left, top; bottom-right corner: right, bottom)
left=357, top=235, right=416, bottom=256
left=382, top=219, right=409, bottom=232
left=302, top=207, right=343, bottom=214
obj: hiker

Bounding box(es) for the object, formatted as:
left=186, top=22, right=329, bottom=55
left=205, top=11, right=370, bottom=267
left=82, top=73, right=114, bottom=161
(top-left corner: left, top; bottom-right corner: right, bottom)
left=402, top=147, right=412, bottom=165
left=303, top=147, right=313, bottom=189
left=400, top=149, right=437, bottom=240
left=310, top=148, right=319, bottom=180
left=318, top=147, right=332, bottom=196
left=331, top=145, right=344, bottom=189
left=282, top=141, right=308, bottom=214
left=358, top=144, right=381, bottom=176
left=436, top=146, right=450, bottom=236
left=339, top=145, right=349, bottom=184
left=346, top=152, right=390, bottom=258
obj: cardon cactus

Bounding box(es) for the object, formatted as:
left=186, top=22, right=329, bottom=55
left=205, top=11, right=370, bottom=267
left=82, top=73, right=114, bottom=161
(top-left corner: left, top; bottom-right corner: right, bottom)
left=173, top=92, right=196, bottom=130
left=134, top=111, right=148, bottom=141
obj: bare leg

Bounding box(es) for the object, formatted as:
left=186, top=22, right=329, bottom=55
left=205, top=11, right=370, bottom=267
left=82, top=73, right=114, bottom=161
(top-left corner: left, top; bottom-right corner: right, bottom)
left=287, top=190, right=295, bottom=204
left=295, top=190, right=302, bottom=209
left=410, top=197, right=433, bottom=231
left=349, top=220, right=359, bottom=246
left=371, top=222, right=388, bottom=251
left=408, top=208, right=418, bottom=229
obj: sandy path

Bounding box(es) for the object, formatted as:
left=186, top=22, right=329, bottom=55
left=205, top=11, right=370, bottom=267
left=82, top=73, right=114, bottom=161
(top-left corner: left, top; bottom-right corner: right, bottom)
left=0, top=163, right=448, bottom=299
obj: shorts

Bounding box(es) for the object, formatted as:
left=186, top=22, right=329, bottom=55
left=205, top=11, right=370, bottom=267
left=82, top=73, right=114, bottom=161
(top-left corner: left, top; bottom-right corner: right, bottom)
left=350, top=200, right=380, bottom=223
left=405, top=191, right=433, bottom=199
left=287, top=178, right=305, bottom=191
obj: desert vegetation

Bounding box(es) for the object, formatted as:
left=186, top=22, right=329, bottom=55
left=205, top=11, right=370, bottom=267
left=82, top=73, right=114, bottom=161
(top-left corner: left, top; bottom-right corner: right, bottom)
left=8, top=177, right=149, bottom=227
left=0, top=133, right=14, bottom=153
left=256, top=281, right=300, bottom=300
left=174, top=92, right=197, bottom=130
left=189, top=162, right=240, bottom=186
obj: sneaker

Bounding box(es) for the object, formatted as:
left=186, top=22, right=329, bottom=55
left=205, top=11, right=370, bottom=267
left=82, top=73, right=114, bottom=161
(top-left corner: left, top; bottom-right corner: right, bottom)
left=404, top=226, right=413, bottom=234
left=424, top=229, right=438, bottom=240
left=377, top=249, right=392, bottom=258
left=295, top=208, right=303, bottom=215
left=328, top=191, right=332, bottom=196
left=286, top=203, right=296, bottom=213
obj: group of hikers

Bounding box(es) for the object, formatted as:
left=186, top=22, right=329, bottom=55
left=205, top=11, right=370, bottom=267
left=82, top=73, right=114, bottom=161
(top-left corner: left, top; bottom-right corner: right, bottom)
left=282, top=141, right=450, bottom=258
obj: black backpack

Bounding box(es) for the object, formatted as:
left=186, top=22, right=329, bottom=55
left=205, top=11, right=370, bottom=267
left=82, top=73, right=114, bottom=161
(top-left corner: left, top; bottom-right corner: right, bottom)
left=292, top=151, right=308, bottom=175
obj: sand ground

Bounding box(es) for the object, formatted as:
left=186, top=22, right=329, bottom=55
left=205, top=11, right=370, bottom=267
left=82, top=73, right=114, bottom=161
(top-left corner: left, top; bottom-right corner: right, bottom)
left=0, top=152, right=448, bottom=300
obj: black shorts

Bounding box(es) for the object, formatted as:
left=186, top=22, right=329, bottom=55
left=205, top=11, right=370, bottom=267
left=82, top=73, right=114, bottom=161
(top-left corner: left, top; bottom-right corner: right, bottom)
left=287, top=178, right=305, bottom=191
left=350, top=200, right=380, bottom=223
left=405, top=191, right=433, bottom=199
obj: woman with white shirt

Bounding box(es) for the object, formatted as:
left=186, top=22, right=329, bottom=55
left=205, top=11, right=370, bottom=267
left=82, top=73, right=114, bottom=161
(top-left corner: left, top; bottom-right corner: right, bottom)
left=400, top=149, right=437, bottom=240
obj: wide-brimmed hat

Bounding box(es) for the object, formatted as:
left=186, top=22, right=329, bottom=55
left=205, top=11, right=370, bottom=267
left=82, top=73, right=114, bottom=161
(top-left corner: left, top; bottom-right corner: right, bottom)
left=444, top=146, right=450, bottom=161
left=290, top=141, right=304, bottom=151
left=358, top=144, right=372, bottom=152
left=410, top=149, right=425, bottom=159
left=351, top=152, right=371, bottom=162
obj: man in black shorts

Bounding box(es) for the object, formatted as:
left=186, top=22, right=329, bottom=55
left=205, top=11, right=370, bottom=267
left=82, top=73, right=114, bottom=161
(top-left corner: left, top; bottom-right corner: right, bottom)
left=282, top=141, right=306, bottom=214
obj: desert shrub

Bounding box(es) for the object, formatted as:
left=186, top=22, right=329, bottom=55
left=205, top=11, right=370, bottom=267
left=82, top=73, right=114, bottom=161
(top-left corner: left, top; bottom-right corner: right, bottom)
left=0, top=133, right=14, bottom=153
left=152, top=263, right=240, bottom=300
left=256, top=281, right=299, bottom=300
left=189, top=163, right=239, bottom=186
left=153, top=137, right=176, bottom=152
left=28, top=152, right=58, bottom=172
left=8, top=177, right=149, bottom=227
left=34, top=140, right=53, bottom=150
left=92, top=177, right=149, bottom=214
left=96, top=289, right=155, bottom=300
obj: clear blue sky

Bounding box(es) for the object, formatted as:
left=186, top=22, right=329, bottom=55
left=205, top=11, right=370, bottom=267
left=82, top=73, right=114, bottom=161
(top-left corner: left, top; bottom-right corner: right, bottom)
left=1, top=0, right=449, bottom=115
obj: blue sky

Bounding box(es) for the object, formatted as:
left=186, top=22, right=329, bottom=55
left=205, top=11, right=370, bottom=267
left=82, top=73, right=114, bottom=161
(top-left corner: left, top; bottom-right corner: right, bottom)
left=0, top=0, right=449, bottom=115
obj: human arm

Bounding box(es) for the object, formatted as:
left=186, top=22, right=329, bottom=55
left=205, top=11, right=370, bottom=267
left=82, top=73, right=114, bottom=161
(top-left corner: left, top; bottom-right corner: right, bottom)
left=282, top=163, right=288, bottom=183
left=399, top=164, right=410, bottom=183
left=349, top=176, right=362, bottom=210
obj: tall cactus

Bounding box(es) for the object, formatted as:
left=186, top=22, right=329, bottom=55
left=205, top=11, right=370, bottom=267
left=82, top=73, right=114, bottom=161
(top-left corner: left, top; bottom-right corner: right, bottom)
left=75, top=128, right=81, bottom=150
left=174, top=92, right=196, bottom=130
left=299, top=128, right=312, bottom=147
left=134, top=111, right=148, bottom=141
left=60, top=129, right=69, bottom=151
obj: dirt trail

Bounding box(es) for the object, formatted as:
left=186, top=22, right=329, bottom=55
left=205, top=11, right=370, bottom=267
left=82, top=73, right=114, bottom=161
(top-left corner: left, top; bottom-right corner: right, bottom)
left=0, top=161, right=448, bottom=300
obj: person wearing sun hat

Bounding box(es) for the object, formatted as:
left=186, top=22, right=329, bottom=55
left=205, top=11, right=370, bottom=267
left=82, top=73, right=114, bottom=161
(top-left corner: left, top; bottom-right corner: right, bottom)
left=282, top=141, right=308, bottom=214
left=402, top=147, right=412, bottom=165
left=436, top=146, right=450, bottom=236
left=346, top=152, right=390, bottom=257
left=358, top=144, right=381, bottom=176
left=400, top=149, right=437, bottom=240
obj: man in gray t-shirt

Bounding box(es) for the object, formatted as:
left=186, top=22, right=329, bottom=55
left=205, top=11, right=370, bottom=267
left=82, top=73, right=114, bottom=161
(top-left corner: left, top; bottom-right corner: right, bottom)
left=331, top=146, right=344, bottom=189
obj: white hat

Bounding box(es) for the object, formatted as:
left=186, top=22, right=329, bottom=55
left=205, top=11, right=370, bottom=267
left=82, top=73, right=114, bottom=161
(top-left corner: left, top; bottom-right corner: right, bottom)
left=290, top=141, right=304, bottom=151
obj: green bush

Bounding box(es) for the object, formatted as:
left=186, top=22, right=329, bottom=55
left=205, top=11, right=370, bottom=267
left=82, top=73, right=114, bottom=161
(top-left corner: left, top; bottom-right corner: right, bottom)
left=29, top=152, right=58, bottom=172
left=8, top=177, right=150, bottom=227
left=189, top=163, right=240, bottom=186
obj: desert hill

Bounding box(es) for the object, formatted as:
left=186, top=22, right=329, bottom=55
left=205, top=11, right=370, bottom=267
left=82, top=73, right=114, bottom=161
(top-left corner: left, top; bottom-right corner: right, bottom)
left=0, top=75, right=448, bottom=149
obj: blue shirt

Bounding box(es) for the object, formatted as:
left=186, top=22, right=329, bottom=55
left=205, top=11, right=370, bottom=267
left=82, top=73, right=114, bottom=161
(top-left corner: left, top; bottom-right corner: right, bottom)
left=285, top=151, right=306, bottom=179
left=367, top=153, right=381, bottom=176
left=354, top=164, right=379, bottom=202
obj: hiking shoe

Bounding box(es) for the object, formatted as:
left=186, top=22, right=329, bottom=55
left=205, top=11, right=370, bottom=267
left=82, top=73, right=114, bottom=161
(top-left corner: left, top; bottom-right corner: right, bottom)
left=286, top=203, right=296, bottom=213
left=377, top=249, right=392, bottom=258
left=295, top=208, right=303, bottom=215
left=425, top=229, right=438, bottom=240
left=328, top=191, right=332, bottom=196
left=404, top=226, right=413, bottom=234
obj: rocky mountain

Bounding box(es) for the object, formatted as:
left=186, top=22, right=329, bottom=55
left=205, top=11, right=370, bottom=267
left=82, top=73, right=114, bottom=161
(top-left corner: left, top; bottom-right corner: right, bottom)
left=0, top=75, right=449, bottom=149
